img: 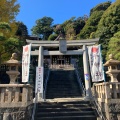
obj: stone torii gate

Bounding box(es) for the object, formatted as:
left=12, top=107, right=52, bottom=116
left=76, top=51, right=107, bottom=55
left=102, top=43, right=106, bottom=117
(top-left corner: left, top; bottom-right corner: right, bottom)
left=26, top=38, right=99, bottom=99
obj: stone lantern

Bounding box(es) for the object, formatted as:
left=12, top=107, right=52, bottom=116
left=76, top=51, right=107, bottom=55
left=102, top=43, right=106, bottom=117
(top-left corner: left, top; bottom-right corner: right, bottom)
left=5, top=53, right=20, bottom=84
left=104, top=54, right=120, bottom=82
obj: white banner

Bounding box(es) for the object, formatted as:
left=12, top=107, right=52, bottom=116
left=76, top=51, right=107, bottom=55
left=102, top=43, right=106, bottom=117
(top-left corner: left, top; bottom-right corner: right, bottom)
left=35, top=67, right=43, bottom=93
left=88, top=45, right=104, bottom=82
left=22, top=44, right=31, bottom=82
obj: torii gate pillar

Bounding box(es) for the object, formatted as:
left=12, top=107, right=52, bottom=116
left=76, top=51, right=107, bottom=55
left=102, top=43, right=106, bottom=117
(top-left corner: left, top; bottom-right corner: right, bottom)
left=83, top=45, right=92, bottom=99
left=38, top=46, right=43, bottom=67
left=38, top=46, right=44, bottom=100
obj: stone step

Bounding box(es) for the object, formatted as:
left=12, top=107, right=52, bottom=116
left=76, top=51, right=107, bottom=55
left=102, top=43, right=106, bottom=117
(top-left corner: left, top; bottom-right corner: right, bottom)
left=46, top=70, right=81, bottom=99
left=37, top=107, right=93, bottom=112
left=35, top=115, right=97, bottom=120
left=46, top=94, right=81, bottom=98
left=37, top=103, right=91, bottom=108
left=47, top=86, right=80, bottom=88
left=46, top=91, right=81, bottom=94
left=36, top=111, right=95, bottom=117
left=46, top=93, right=81, bottom=96
left=38, top=99, right=90, bottom=104
left=35, top=99, right=97, bottom=120
left=46, top=95, right=81, bottom=99
left=47, top=83, right=73, bottom=85
left=46, top=88, right=80, bottom=91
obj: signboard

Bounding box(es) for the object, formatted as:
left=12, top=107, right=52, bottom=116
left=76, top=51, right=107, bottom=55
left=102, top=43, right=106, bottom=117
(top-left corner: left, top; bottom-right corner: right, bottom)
left=59, top=39, right=67, bottom=53
left=22, top=44, right=31, bottom=82
left=88, top=45, right=104, bottom=82
left=35, top=67, right=43, bottom=93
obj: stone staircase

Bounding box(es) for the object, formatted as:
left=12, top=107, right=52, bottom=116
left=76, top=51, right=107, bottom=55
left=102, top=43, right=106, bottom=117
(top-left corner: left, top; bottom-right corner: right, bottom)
left=34, top=69, right=97, bottom=120
left=46, top=70, right=81, bottom=99
left=35, top=98, right=97, bottom=120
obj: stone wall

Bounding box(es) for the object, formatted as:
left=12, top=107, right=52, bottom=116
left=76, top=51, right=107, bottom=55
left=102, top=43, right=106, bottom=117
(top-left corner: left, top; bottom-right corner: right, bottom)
left=0, top=84, right=33, bottom=120
left=0, top=104, right=33, bottom=120
left=97, top=101, right=120, bottom=120
left=93, top=82, right=120, bottom=120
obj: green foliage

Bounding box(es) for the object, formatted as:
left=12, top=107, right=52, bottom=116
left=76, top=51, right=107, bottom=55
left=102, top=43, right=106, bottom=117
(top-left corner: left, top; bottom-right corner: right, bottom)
left=106, top=31, right=120, bottom=60
left=0, top=0, right=20, bottom=22
left=48, top=34, right=58, bottom=41
left=0, top=0, right=20, bottom=37
left=0, top=22, right=11, bottom=39
left=16, top=21, right=28, bottom=37
left=73, top=17, right=85, bottom=35
left=5, top=37, right=24, bottom=55
left=0, top=22, right=25, bottom=64
left=1, top=36, right=24, bottom=63
left=0, top=22, right=11, bottom=64
left=53, top=24, right=64, bottom=35
left=61, top=17, right=85, bottom=40
left=31, top=16, right=54, bottom=40
left=0, top=36, right=5, bottom=42
left=5, top=37, right=19, bottom=48
left=0, top=1, right=28, bottom=63
left=66, top=28, right=76, bottom=40
left=79, top=2, right=111, bottom=39
left=0, top=22, right=10, bottom=42
left=90, top=1, right=111, bottom=15
left=95, top=0, right=120, bottom=58
left=0, top=22, right=11, bottom=30
left=0, top=32, right=6, bottom=41
left=89, top=32, right=96, bottom=39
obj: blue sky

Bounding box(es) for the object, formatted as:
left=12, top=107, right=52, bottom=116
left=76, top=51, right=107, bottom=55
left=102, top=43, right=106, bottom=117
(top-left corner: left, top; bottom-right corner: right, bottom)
left=16, top=0, right=115, bottom=35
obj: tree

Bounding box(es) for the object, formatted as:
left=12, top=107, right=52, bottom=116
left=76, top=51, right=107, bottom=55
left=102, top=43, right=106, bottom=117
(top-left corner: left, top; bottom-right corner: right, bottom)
left=95, top=0, right=120, bottom=58
left=54, top=24, right=64, bottom=35
left=0, top=22, right=11, bottom=64
left=61, top=17, right=85, bottom=40
left=15, top=21, right=28, bottom=46
left=66, top=28, right=76, bottom=40
left=90, top=1, right=111, bottom=15
left=79, top=1, right=111, bottom=39
left=61, top=17, right=75, bottom=32
left=73, top=17, right=85, bottom=35
left=16, top=21, right=28, bottom=37
left=48, top=34, right=58, bottom=41
left=0, top=22, right=23, bottom=64
left=31, top=16, right=54, bottom=40
left=0, top=22, right=11, bottom=41
left=0, top=0, right=19, bottom=22
left=0, top=0, right=20, bottom=37
left=106, top=31, right=120, bottom=61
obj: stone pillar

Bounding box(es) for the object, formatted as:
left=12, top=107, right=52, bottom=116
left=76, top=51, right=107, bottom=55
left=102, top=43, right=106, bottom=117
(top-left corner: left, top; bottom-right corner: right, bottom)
left=3, top=112, right=11, bottom=120
left=83, top=45, right=91, bottom=99
left=38, top=46, right=44, bottom=100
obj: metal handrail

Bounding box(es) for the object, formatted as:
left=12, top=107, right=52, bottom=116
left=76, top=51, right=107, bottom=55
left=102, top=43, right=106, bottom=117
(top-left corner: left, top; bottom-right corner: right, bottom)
left=31, top=69, right=50, bottom=120
left=75, top=68, right=86, bottom=97
left=31, top=91, right=38, bottom=120
left=43, top=69, right=50, bottom=100
left=75, top=67, right=106, bottom=120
